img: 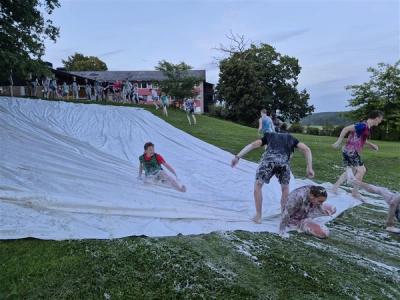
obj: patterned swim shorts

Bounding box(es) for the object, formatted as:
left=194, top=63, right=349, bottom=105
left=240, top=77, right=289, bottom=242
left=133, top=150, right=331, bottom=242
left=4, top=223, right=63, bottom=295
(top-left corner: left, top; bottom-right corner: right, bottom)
left=255, top=160, right=291, bottom=185
left=342, top=150, right=364, bottom=167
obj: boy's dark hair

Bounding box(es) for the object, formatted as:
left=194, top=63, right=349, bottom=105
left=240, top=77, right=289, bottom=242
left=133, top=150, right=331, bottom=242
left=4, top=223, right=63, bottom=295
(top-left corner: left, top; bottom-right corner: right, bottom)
left=280, top=123, right=288, bottom=131
left=310, top=186, right=328, bottom=198
left=144, top=142, right=154, bottom=150
left=367, top=110, right=384, bottom=120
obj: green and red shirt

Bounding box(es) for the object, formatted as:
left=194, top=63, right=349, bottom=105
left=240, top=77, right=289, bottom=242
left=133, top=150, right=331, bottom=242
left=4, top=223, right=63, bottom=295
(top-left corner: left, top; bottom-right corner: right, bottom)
left=139, top=153, right=165, bottom=176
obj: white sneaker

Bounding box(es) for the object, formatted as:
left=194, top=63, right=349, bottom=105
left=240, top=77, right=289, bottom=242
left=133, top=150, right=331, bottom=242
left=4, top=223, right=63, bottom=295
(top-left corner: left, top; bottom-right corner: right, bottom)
left=386, top=226, right=400, bottom=233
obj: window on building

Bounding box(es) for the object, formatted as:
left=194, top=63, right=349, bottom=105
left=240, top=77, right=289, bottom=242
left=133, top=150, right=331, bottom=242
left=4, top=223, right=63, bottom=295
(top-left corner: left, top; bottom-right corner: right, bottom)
left=138, top=82, right=147, bottom=89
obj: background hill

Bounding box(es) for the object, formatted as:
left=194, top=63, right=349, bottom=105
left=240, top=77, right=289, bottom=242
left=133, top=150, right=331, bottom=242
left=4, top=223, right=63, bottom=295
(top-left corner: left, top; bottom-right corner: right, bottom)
left=300, top=112, right=352, bottom=126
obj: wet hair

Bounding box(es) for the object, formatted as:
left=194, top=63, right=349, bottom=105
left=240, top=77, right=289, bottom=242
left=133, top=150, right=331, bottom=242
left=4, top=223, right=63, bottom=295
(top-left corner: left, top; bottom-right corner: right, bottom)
left=310, top=186, right=328, bottom=198
left=144, top=142, right=154, bottom=150
left=367, top=110, right=384, bottom=120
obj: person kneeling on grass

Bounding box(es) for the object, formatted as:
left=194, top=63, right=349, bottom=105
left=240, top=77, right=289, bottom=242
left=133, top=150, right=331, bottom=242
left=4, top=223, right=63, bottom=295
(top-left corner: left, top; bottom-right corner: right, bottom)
left=346, top=170, right=400, bottom=233
left=138, top=142, right=186, bottom=192
left=279, top=185, right=336, bottom=239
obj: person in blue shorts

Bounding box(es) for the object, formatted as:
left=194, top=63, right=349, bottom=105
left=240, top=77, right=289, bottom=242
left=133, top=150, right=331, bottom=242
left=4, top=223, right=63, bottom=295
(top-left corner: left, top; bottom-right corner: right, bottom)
left=184, top=98, right=196, bottom=126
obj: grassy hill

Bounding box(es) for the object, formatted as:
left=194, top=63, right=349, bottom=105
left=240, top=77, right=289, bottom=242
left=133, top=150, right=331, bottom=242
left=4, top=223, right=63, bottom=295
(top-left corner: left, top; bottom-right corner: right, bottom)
left=1, top=98, right=399, bottom=299
left=301, top=111, right=352, bottom=126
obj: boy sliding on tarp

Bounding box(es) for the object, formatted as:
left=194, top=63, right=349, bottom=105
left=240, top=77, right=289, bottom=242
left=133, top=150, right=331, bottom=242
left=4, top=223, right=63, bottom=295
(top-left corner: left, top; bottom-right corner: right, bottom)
left=138, top=142, right=186, bottom=192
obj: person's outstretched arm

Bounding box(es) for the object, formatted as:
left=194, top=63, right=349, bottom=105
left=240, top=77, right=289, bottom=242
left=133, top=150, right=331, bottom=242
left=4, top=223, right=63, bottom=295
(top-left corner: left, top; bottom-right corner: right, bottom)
left=296, top=142, right=314, bottom=178
left=138, top=163, right=143, bottom=178
left=231, top=139, right=263, bottom=167
left=332, top=125, right=355, bottom=148
left=279, top=197, right=300, bottom=236
left=269, top=117, right=275, bottom=133
left=365, top=140, right=379, bottom=151
left=258, top=118, right=262, bottom=134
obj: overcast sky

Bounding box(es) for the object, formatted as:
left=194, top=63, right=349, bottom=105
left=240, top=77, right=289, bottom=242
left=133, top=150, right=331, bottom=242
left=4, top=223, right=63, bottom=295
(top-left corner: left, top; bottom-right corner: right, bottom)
left=43, top=0, right=399, bottom=112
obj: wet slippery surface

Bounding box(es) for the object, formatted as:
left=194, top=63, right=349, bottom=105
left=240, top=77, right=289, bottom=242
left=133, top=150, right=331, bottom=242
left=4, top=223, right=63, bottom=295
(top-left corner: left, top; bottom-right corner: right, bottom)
left=0, top=97, right=359, bottom=239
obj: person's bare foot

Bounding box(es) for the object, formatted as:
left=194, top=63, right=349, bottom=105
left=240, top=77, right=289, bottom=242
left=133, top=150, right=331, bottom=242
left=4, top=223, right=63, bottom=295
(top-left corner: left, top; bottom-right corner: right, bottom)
left=351, top=192, right=365, bottom=202
left=252, top=214, right=262, bottom=224
left=386, top=226, right=400, bottom=233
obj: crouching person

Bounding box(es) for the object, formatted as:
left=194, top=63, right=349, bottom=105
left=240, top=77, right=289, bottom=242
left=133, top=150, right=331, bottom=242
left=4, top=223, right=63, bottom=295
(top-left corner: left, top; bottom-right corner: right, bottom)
left=279, top=185, right=336, bottom=239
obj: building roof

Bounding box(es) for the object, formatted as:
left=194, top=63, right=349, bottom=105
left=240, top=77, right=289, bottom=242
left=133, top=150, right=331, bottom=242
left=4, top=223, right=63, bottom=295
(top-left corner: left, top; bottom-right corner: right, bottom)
left=67, top=70, right=206, bottom=82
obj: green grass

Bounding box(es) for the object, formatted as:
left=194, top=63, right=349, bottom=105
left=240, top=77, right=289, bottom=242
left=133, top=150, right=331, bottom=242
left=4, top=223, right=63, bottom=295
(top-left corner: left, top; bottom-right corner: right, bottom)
left=1, top=98, right=400, bottom=299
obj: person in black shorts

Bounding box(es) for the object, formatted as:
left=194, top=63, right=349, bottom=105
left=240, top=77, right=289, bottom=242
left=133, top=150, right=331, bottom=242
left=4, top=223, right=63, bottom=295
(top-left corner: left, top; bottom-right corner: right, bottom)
left=231, top=132, right=315, bottom=224
left=184, top=98, right=197, bottom=126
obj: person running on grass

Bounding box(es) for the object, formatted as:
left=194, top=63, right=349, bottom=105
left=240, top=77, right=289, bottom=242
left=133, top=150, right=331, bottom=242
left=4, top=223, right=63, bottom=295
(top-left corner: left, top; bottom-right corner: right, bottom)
left=138, top=142, right=186, bottom=192
left=279, top=185, right=336, bottom=239
left=258, top=109, right=275, bottom=135
left=160, top=92, right=169, bottom=117
left=331, top=110, right=384, bottom=200
left=231, top=132, right=314, bottom=223
left=150, top=88, right=160, bottom=109
left=346, top=170, right=400, bottom=233
left=184, top=98, right=197, bottom=126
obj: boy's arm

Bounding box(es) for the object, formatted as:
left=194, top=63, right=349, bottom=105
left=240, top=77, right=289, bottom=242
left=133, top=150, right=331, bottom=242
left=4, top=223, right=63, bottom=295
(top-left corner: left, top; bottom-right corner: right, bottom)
left=365, top=140, right=379, bottom=151
left=296, top=142, right=314, bottom=178
left=332, top=125, right=355, bottom=148
left=321, top=204, right=336, bottom=216
left=231, top=139, right=263, bottom=167
left=162, top=162, right=177, bottom=177
left=258, top=118, right=262, bottom=133
left=270, top=118, right=275, bottom=132
left=279, top=198, right=300, bottom=235
left=138, top=163, right=143, bottom=178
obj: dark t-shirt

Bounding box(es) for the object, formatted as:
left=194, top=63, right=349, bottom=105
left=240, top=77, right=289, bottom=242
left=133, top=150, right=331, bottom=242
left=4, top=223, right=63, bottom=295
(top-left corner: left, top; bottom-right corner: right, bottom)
left=260, top=132, right=299, bottom=163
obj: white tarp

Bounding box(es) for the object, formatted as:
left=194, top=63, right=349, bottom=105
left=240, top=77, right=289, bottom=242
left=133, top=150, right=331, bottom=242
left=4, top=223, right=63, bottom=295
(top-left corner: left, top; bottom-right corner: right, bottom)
left=0, top=97, right=360, bottom=240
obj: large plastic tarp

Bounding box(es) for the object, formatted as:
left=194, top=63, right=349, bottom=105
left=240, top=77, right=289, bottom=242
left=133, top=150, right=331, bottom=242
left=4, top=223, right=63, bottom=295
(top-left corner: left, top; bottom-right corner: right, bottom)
left=0, top=97, right=360, bottom=240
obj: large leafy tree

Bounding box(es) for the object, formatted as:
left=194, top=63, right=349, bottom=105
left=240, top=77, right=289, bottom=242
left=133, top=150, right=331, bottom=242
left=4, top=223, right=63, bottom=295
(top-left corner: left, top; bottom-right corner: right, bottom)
left=0, top=0, right=60, bottom=80
left=155, top=60, right=201, bottom=100
left=62, top=53, right=108, bottom=71
left=347, top=61, right=400, bottom=135
left=216, top=43, right=313, bottom=125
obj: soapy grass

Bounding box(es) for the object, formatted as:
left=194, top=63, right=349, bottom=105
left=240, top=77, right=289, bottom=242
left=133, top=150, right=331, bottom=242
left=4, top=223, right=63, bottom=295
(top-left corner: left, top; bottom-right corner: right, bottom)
left=1, top=97, right=399, bottom=299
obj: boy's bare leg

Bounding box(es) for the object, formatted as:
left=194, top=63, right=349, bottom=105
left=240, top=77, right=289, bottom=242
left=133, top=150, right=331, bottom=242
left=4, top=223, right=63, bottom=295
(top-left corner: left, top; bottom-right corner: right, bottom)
left=252, top=180, right=263, bottom=224
left=160, top=171, right=186, bottom=192
left=347, top=175, right=400, bottom=233
left=300, top=219, right=330, bottom=239
left=280, top=184, right=289, bottom=213
left=192, top=114, right=197, bottom=125
left=332, top=169, right=348, bottom=194
left=186, top=115, right=192, bottom=125
left=386, top=198, right=400, bottom=232
left=352, top=165, right=366, bottom=199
